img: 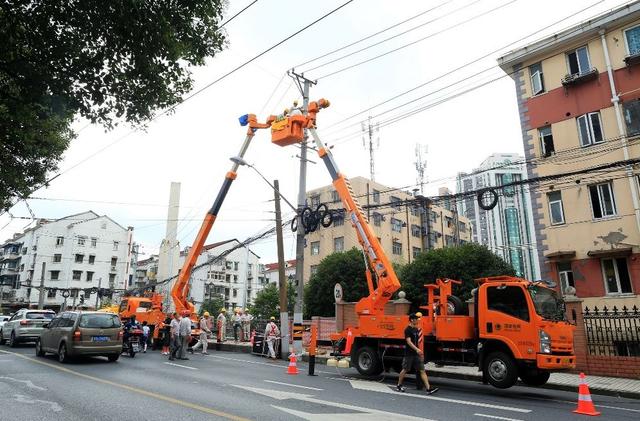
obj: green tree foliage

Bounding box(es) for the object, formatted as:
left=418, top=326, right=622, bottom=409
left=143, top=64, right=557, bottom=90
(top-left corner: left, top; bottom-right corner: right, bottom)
left=248, top=281, right=296, bottom=319
left=200, top=296, right=225, bottom=317
left=304, top=248, right=370, bottom=317
left=0, top=1, right=226, bottom=209
left=399, top=243, right=516, bottom=311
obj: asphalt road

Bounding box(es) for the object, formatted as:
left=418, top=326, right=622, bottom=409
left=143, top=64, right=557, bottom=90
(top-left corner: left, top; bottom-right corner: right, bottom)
left=0, top=344, right=638, bottom=421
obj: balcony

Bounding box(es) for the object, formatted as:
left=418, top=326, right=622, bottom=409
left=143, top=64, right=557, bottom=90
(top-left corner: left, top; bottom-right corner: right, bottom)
left=624, top=52, right=640, bottom=67
left=0, top=267, right=19, bottom=276
left=561, top=68, right=598, bottom=87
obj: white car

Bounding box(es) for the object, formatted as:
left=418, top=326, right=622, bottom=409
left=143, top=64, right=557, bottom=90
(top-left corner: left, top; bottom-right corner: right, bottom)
left=0, top=309, right=55, bottom=347
left=0, top=315, right=9, bottom=330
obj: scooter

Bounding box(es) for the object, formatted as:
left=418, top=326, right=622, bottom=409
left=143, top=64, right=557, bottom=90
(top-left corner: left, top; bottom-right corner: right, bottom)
left=122, top=328, right=143, bottom=358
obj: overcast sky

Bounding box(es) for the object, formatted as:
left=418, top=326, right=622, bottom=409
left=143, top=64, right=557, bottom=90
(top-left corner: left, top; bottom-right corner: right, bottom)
left=1, top=0, right=633, bottom=263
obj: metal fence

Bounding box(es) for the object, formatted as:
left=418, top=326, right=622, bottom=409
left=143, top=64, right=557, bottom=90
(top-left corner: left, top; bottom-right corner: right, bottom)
left=584, top=305, right=640, bottom=357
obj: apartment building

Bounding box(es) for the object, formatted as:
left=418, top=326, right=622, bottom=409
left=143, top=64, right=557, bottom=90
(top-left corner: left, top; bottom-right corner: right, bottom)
left=498, top=2, right=640, bottom=308
left=134, top=255, right=159, bottom=288
left=0, top=211, right=134, bottom=311
left=457, top=153, right=540, bottom=280
left=262, top=259, right=296, bottom=285
left=303, top=176, right=472, bottom=282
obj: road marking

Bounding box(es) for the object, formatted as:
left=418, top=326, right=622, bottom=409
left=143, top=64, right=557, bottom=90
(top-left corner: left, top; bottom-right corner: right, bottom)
left=349, top=380, right=531, bottom=413
left=0, top=349, right=249, bottom=421
left=474, top=414, right=523, bottom=421
left=0, top=376, right=47, bottom=391
left=526, top=395, right=640, bottom=413
left=233, top=385, right=433, bottom=421
left=165, top=362, right=197, bottom=370
left=14, top=394, right=62, bottom=412
left=208, top=354, right=333, bottom=374
left=264, top=380, right=323, bottom=391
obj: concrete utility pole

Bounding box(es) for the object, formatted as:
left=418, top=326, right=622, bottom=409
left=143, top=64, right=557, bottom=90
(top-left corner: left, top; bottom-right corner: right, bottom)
left=37, top=262, right=45, bottom=309
left=273, top=179, right=289, bottom=358
left=291, top=71, right=314, bottom=354
left=95, top=277, right=102, bottom=309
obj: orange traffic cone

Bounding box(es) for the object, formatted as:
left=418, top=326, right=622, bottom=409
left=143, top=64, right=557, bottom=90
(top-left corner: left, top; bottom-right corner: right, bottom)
left=574, top=373, right=601, bottom=416
left=287, top=352, right=299, bottom=375
left=343, top=329, right=354, bottom=355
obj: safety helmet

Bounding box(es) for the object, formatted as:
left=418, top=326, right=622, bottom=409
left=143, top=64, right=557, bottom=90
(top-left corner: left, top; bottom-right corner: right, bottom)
left=270, top=316, right=276, bottom=321
left=203, top=311, right=210, bottom=317
left=415, top=312, right=423, bottom=318
left=221, top=308, right=227, bottom=312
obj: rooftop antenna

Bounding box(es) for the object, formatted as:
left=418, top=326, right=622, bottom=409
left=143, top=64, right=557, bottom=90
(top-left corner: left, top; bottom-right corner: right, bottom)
left=361, top=116, right=379, bottom=181
left=415, top=144, right=428, bottom=195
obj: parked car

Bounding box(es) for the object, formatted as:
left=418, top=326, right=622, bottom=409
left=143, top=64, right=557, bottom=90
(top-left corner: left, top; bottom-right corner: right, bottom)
left=0, top=315, right=10, bottom=328
left=36, top=311, right=123, bottom=363
left=0, top=309, right=55, bottom=347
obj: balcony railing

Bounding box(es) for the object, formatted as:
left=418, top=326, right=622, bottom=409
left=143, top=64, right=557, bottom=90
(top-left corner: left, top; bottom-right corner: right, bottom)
left=624, top=52, right=640, bottom=67
left=561, top=68, right=598, bottom=87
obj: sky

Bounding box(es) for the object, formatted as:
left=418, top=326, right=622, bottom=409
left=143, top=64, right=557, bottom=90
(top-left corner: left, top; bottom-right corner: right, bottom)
left=1, top=0, right=635, bottom=264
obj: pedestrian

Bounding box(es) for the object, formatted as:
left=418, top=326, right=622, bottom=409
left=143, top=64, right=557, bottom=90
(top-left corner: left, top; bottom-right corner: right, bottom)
left=178, top=310, right=192, bottom=360
left=192, top=312, right=212, bottom=355
left=217, top=308, right=227, bottom=343
left=396, top=313, right=439, bottom=394
left=161, top=316, right=172, bottom=355
left=242, top=311, right=253, bottom=342
left=264, top=316, right=280, bottom=360
left=141, top=321, right=150, bottom=353
left=169, top=312, right=181, bottom=361
left=232, top=309, right=242, bottom=342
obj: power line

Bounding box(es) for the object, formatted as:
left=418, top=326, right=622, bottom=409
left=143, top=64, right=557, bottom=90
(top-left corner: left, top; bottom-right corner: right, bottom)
left=219, top=0, right=259, bottom=28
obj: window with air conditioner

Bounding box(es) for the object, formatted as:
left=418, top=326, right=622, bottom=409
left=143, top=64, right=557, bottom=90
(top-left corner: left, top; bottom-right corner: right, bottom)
left=529, top=62, right=545, bottom=95
left=310, top=241, right=320, bottom=256
left=589, top=182, right=617, bottom=219
left=577, top=112, right=604, bottom=147
left=566, top=46, right=591, bottom=76
left=557, top=262, right=574, bottom=294
left=392, top=241, right=402, bottom=255
left=539, top=126, right=555, bottom=157
left=547, top=191, right=565, bottom=225
left=602, top=257, right=633, bottom=294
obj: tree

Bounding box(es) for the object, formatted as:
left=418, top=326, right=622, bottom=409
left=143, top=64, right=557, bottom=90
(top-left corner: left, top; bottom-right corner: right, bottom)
left=304, top=248, right=370, bottom=317
left=200, top=296, right=225, bottom=317
left=0, top=1, right=226, bottom=209
left=399, top=243, right=516, bottom=311
left=248, top=281, right=296, bottom=319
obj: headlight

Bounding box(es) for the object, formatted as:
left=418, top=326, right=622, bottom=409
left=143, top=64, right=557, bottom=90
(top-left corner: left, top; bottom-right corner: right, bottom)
left=539, top=329, right=551, bottom=354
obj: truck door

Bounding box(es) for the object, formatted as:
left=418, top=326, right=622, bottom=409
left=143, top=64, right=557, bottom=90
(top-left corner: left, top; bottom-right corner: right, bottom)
left=480, top=285, right=537, bottom=359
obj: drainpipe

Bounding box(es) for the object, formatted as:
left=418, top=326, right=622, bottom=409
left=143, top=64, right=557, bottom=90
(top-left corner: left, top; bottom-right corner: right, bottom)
left=599, top=29, right=640, bottom=233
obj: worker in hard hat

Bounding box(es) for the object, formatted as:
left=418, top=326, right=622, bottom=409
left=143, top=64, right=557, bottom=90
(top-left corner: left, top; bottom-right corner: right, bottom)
left=232, top=308, right=243, bottom=342
left=217, top=308, right=227, bottom=343
left=397, top=312, right=438, bottom=394
left=241, top=310, right=253, bottom=342
left=192, top=311, right=212, bottom=355
left=264, top=316, right=280, bottom=360
left=289, top=100, right=302, bottom=115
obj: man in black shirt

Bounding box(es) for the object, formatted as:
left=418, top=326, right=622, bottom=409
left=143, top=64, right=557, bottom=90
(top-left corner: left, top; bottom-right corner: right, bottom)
left=396, top=312, right=438, bottom=394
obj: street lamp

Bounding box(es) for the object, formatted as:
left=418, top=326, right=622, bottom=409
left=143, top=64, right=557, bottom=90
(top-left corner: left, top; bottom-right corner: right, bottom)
left=229, top=157, right=297, bottom=212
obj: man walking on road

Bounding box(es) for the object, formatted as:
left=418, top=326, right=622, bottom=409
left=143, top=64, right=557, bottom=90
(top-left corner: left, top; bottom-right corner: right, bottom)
left=192, top=311, right=212, bottom=355
left=265, top=316, right=280, bottom=360
left=178, top=310, right=192, bottom=360
left=397, top=313, right=439, bottom=394
left=169, top=312, right=181, bottom=361
left=232, top=309, right=242, bottom=342
left=217, top=309, right=227, bottom=343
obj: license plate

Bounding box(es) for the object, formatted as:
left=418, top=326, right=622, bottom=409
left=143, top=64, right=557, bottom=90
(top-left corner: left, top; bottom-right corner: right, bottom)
left=132, top=344, right=140, bottom=352
left=92, top=336, right=109, bottom=342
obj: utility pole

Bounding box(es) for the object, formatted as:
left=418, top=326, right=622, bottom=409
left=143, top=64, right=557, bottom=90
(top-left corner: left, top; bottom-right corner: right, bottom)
left=290, top=70, right=315, bottom=354
left=37, top=262, right=45, bottom=309
left=95, top=277, right=102, bottom=309
left=273, top=179, right=289, bottom=358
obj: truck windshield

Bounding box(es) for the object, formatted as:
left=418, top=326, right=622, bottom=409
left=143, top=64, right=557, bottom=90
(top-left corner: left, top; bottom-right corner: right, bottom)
left=528, top=285, right=564, bottom=321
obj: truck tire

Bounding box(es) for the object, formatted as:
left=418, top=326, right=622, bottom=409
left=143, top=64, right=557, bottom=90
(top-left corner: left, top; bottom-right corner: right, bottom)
left=519, top=369, right=550, bottom=387
left=353, top=345, right=383, bottom=376
left=447, top=295, right=465, bottom=315
left=484, top=351, right=518, bottom=389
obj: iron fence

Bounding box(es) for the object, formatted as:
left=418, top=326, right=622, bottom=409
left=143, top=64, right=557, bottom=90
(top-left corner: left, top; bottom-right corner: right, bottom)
left=584, top=305, right=640, bottom=357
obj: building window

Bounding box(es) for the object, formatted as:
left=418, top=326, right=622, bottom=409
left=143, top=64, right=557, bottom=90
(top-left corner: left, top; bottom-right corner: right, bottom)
left=70, top=289, right=78, bottom=298
left=310, top=194, right=320, bottom=209
left=109, top=273, right=116, bottom=283
left=445, top=216, right=453, bottom=228
left=334, top=237, right=344, bottom=252
left=53, top=254, right=62, bottom=263
left=445, top=235, right=454, bottom=246
left=412, top=247, right=421, bottom=258
left=111, top=257, right=118, bottom=266
left=410, top=204, right=420, bottom=217
left=577, top=112, right=603, bottom=147
left=372, top=189, right=380, bottom=203
left=225, top=261, right=233, bottom=270
left=625, top=25, right=640, bottom=56
left=47, top=289, right=56, bottom=298
left=529, top=62, right=545, bottom=95
left=411, top=224, right=421, bottom=238
left=21, top=247, right=27, bottom=255
left=331, top=190, right=340, bottom=202
left=601, top=257, right=633, bottom=294
left=77, top=236, right=86, bottom=246
left=234, top=262, right=239, bottom=271
left=50, top=270, right=60, bottom=281
left=233, top=275, right=238, bottom=282
left=86, top=271, right=94, bottom=282
left=547, top=191, right=565, bottom=225
left=589, top=182, right=617, bottom=219
left=72, top=270, right=82, bottom=280
left=539, top=126, right=555, bottom=157
left=91, top=237, right=97, bottom=247
left=310, top=265, right=319, bottom=276
left=373, top=212, right=382, bottom=227
left=56, top=236, right=64, bottom=246
left=557, top=262, right=574, bottom=294
left=310, top=241, right=320, bottom=256
left=623, top=98, right=640, bottom=136
left=225, top=274, right=231, bottom=282
left=391, top=218, right=402, bottom=232
left=88, top=255, right=95, bottom=264
left=392, top=241, right=402, bottom=255
left=233, top=289, right=237, bottom=298
left=390, top=196, right=402, bottom=210
left=113, top=241, right=119, bottom=251
left=566, top=46, right=591, bottom=76
left=458, top=221, right=467, bottom=233
left=333, top=211, right=344, bottom=226
left=75, top=254, right=84, bottom=263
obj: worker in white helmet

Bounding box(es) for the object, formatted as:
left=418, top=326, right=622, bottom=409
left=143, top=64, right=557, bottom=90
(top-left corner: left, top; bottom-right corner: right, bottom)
left=192, top=311, right=212, bottom=355
left=265, top=316, right=280, bottom=360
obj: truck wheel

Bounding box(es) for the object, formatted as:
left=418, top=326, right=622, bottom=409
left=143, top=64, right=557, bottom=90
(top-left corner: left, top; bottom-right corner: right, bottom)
left=353, top=346, right=382, bottom=376
left=519, top=369, right=550, bottom=387
left=447, top=295, right=465, bottom=315
left=484, top=351, right=517, bottom=389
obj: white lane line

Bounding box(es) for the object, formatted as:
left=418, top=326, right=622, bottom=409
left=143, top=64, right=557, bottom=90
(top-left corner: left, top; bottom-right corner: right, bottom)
left=165, top=362, right=197, bottom=370
left=264, top=380, right=323, bottom=391
left=0, top=376, right=47, bottom=391
left=597, top=404, right=640, bottom=413
left=208, top=354, right=335, bottom=375
left=527, top=396, right=640, bottom=413
left=474, top=414, right=523, bottom=421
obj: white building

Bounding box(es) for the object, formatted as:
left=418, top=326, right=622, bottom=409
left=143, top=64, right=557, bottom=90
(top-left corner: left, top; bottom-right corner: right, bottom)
left=0, top=211, right=134, bottom=311
left=456, top=153, right=540, bottom=280
left=262, top=259, right=296, bottom=285
left=156, top=239, right=267, bottom=313
left=134, top=255, right=159, bottom=288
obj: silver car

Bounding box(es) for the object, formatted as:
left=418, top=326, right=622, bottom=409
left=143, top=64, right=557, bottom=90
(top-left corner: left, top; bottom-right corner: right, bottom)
left=0, top=309, right=55, bottom=347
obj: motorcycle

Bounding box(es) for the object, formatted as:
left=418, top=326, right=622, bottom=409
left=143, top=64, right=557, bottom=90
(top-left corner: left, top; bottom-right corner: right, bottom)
left=122, top=327, right=143, bottom=358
